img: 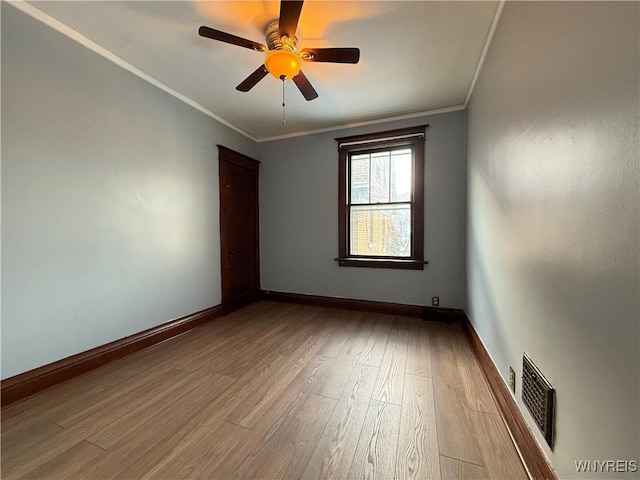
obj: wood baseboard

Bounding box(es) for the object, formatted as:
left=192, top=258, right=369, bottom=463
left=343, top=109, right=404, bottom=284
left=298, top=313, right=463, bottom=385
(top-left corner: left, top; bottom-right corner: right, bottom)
left=461, top=312, right=558, bottom=480
left=261, top=290, right=462, bottom=321
left=1, top=305, right=223, bottom=406
left=262, top=290, right=422, bottom=317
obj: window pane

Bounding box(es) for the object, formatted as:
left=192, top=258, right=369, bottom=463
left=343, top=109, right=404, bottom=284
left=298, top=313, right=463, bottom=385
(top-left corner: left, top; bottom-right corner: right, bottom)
left=370, top=152, right=390, bottom=203
left=391, top=149, right=412, bottom=202
left=350, top=204, right=411, bottom=257
left=350, top=154, right=370, bottom=204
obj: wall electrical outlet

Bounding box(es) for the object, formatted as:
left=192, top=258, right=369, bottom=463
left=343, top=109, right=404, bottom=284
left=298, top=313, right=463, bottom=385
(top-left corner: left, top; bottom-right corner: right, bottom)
left=431, top=296, right=439, bottom=306
left=509, top=366, right=516, bottom=393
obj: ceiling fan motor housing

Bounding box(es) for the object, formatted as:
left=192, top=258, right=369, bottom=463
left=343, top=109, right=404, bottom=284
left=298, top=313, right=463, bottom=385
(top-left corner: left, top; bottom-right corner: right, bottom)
left=265, top=20, right=301, bottom=79
left=265, top=19, right=298, bottom=52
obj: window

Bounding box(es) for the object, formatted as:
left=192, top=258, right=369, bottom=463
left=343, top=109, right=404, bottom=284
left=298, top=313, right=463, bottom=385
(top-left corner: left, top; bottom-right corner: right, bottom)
left=335, top=125, right=428, bottom=270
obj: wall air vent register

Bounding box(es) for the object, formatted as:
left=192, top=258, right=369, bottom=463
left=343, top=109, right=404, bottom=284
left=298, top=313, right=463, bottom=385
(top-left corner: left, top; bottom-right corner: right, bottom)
left=522, top=352, right=555, bottom=449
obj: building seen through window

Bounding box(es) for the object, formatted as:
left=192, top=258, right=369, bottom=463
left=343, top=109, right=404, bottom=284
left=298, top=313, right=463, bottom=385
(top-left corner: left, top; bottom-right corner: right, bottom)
left=336, top=126, right=427, bottom=270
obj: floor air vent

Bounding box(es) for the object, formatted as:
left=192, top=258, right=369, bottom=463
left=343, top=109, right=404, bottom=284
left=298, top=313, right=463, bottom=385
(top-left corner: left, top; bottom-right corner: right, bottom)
left=522, top=352, right=555, bottom=449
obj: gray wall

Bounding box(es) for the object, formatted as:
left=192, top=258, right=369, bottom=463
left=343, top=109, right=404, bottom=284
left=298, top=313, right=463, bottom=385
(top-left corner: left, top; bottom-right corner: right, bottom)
left=259, top=111, right=467, bottom=308
left=466, top=2, right=639, bottom=478
left=1, top=4, right=258, bottom=379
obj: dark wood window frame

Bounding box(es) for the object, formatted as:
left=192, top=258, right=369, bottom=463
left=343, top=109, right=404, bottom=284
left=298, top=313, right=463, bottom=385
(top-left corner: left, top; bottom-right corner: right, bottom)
left=335, top=125, right=428, bottom=270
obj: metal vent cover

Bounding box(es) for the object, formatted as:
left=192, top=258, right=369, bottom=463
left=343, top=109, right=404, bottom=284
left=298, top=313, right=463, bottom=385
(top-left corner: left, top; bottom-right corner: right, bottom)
left=522, top=352, right=555, bottom=449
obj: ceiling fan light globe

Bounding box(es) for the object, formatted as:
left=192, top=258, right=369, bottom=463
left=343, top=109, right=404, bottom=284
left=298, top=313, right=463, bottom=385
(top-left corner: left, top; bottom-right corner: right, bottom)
left=265, top=50, right=301, bottom=80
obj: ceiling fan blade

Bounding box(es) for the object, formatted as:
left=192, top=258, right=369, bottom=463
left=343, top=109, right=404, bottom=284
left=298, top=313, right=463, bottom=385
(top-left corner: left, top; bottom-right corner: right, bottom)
left=236, top=65, right=269, bottom=92
left=199, top=26, right=266, bottom=52
left=279, top=1, right=304, bottom=40
left=293, top=70, right=318, bottom=101
left=301, top=48, right=360, bottom=64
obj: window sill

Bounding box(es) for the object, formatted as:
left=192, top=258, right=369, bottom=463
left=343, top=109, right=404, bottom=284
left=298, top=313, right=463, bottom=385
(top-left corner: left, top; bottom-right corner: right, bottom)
left=334, top=257, right=428, bottom=270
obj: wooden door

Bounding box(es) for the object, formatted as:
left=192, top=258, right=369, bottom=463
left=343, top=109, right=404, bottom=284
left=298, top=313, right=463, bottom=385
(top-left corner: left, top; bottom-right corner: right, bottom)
left=218, top=145, right=260, bottom=313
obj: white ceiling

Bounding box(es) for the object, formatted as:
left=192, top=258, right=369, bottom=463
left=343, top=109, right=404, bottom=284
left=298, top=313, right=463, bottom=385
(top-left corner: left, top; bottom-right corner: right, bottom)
left=25, top=1, right=501, bottom=141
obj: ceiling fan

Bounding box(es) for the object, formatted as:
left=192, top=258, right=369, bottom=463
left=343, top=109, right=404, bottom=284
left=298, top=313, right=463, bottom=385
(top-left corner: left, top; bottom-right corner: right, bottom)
left=198, top=0, right=360, bottom=101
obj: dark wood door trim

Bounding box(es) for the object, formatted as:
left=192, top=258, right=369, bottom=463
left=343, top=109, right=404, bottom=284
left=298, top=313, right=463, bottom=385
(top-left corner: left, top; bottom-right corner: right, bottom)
left=217, top=145, right=261, bottom=170
left=217, top=145, right=261, bottom=314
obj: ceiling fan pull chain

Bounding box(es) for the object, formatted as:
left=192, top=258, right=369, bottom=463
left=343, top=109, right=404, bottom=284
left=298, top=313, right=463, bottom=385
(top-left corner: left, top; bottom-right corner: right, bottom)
left=281, top=75, right=286, bottom=125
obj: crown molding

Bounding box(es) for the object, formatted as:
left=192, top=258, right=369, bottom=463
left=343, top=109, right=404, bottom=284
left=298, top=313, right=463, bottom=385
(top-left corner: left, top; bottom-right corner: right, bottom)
left=464, top=0, right=505, bottom=108
left=6, top=0, right=259, bottom=143
left=257, top=105, right=466, bottom=143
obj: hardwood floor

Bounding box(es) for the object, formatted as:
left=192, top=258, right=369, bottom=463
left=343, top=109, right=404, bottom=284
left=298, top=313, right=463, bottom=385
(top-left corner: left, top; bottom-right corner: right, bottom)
left=1, top=301, right=528, bottom=479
